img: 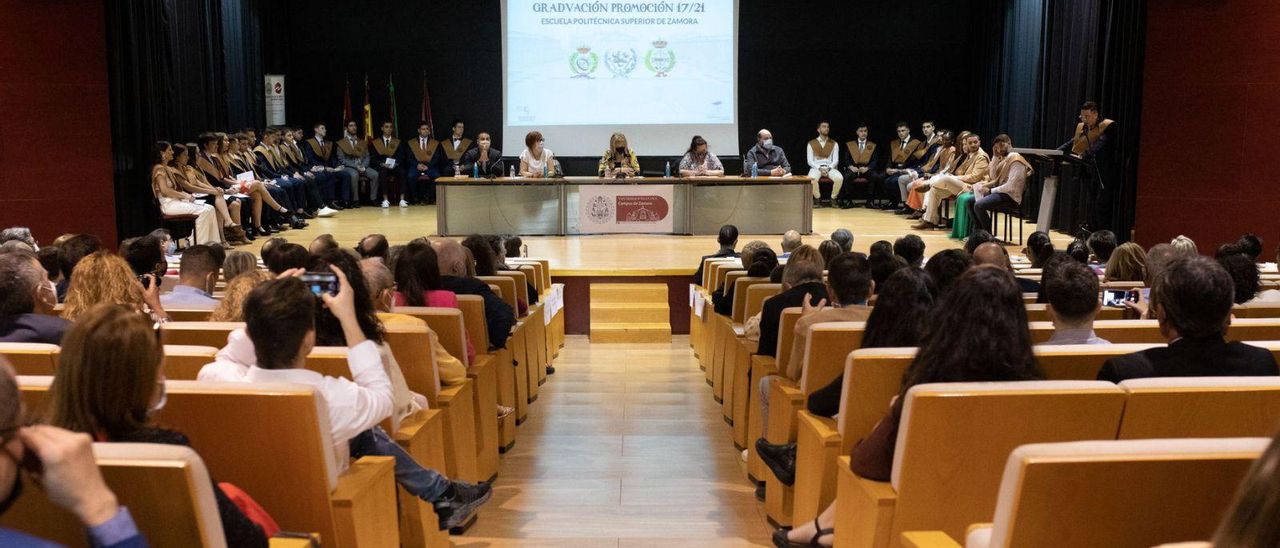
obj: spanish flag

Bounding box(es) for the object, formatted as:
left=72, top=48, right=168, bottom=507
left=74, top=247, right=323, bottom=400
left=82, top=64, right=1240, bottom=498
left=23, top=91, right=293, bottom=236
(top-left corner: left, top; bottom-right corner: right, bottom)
left=362, top=73, right=373, bottom=142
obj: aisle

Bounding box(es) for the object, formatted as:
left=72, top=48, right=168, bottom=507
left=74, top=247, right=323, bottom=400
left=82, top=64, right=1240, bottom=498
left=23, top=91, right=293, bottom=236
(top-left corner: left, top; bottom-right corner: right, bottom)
left=457, top=335, right=773, bottom=547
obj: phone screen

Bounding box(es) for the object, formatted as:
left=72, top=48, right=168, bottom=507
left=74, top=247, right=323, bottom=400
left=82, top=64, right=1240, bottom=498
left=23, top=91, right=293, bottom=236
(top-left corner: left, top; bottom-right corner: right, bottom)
left=1102, top=289, right=1136, bottom=307
left=300, top=272, right=339, bottom=296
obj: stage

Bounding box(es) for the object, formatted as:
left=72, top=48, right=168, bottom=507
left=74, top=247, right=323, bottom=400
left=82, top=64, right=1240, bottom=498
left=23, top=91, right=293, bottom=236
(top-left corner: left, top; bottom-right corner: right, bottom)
left=235, top=204, right=1071, bottom=275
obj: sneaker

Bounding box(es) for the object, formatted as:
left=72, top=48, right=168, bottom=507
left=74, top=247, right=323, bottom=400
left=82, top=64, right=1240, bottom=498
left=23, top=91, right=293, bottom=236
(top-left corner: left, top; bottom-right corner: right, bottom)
left=740, top=449, right=749, bottom=463
left=317, top=206, right=337, bottom=218
left=381, top=199, right=390, bottom=208
left=498, top=405, right=514, bottom=420
left=399, top=199, right=410, bottom=208
left=434, top=481, right=493, bottom=531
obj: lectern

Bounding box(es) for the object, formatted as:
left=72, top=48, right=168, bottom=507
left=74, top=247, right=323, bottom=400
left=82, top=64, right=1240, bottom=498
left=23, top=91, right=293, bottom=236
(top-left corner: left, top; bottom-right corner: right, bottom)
left=1012, top=148, right=1082, bottom=233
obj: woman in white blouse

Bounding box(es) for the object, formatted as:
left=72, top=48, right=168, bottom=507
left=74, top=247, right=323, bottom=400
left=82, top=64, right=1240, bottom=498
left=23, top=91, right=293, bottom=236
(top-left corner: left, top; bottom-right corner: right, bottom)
left=518, top=131, right=555, bottom=178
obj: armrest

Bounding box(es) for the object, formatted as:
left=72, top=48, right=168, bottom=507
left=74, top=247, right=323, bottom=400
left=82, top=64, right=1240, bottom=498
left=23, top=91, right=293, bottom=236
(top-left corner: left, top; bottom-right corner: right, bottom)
left=796, top=411, right=839, bottom=445
left=901, top=532, right=963, bottom=548
left=765, top=380, right=804, bottom=444
left=269, top=535, right=321, bottom=547
left=739, top=337, right=759, bottom=355
left=470, top=352, right=495, bottom=371
left=437, top=378, right=474, bottom=405
left=751, top=355, right=777, bottom=377
left=332, top=456, right=399, bottom=547
left=836, top=456, right=898, bottom=548
left=394, top=408, right=444, bottom=467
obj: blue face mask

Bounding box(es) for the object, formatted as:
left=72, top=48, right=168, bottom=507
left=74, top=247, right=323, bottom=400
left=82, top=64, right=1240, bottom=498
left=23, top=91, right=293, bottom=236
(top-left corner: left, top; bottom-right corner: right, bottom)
left=762, top=139, right=774, bottom=149
left=164, top=241, right=177, bottom=255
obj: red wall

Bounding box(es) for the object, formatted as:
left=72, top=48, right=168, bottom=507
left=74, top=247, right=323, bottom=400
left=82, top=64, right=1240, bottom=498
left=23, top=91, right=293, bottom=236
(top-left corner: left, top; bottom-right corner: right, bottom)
left=0, top=1, right=116, bottom=246
left=1135, top=0, right=1280, bottom=251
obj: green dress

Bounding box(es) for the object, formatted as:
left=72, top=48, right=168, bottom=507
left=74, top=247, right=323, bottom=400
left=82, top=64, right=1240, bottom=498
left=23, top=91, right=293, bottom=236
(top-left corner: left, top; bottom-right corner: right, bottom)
left=950, top=192, right=975, bottom=239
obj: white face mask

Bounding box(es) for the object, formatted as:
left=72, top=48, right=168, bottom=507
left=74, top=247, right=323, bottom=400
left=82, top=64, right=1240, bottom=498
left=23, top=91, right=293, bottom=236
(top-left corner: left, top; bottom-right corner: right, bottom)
left=149, top=380, right=167, bottom=416
left=762, top=139, right=774, bottom=149
left=38, top=280, right=56, bottom=309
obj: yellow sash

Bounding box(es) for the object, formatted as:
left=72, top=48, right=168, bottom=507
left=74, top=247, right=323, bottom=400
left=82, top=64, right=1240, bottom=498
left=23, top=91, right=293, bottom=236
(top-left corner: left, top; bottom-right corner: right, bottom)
left=409, top=138, right=439, bottom=163
left=372, top=138, right=401, bottom=157
left=442, top=138, right=472, bottom=161
left=307, top=139, right=333, bottom=161
left=1070, top=119, right=1113, bottom=155
left=808, top=138, right=835, bottom=158
left=844, top=141, right=876, bottom=165
left=337, top=137, right=367, bottom=158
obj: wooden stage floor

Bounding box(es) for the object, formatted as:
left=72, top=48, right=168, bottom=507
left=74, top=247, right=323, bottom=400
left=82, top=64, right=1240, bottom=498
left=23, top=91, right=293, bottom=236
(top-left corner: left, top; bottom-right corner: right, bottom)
left=236, top=204, right=1072, bottom=274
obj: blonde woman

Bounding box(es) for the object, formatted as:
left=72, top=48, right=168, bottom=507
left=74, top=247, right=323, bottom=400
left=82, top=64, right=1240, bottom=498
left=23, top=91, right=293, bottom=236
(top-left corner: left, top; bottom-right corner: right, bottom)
left=1103, top=242, right=1148, bottom=282
left=598, top=132, right=639, bottom=177
left=171, top=143, right=249, bottom=245
left=61, top=251, right=167, bottom=322
left=210, top=270, right=272, bottom=322
left=221, top=250, right=259, bottom=280
left=151, top=141, right=223, bottom=247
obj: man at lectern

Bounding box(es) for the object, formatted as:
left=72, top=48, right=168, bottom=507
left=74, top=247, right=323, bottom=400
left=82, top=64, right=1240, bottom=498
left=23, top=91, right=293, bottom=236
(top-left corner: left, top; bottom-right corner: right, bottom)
left=1058, top=101, right=1118, bottom=230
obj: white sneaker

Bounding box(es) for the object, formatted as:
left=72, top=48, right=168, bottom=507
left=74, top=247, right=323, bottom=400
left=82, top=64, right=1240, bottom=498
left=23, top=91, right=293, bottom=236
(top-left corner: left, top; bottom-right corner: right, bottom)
left=316, top=206, right=337, bottom=218
left=399, top=199, right=409, bottom=208
left=741, top=449, right=749, bottom=463
left=380, top=199, right=390, bottom=208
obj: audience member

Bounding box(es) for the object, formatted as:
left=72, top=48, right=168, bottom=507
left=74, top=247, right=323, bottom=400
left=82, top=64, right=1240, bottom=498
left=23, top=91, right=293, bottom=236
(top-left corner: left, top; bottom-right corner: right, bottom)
left=434, top=239, right=516, bottom=350
left=783, top=253, right=874, bottom=383
left=964, top=230, right=994, bottom=255
left=830, top=228, right=854, bottom=253
left=1087, top=229, right=1118, bottom=265
left=389, top=242, right=477, bottom=365
left=817, top=240, right=842, bottom=267
left=1170, top=234, right=1198, bottom=256
left=1218, top=251, right=1262, bottom=305
left=504, top=236, right=523, bottom=259
left=924, top=249, right=973, bottom=296
left=1098, top=256, right=1279, bottom=382
left=36, top=246, right=61, bottom=283
left=756, top=246, right=827, bottom=358
left=159, top=245, right=221, bottom=310
left=1065, top=239, right=1090, bottom=264
left=461, top=235, right=499, bottom=277
left=1025, top=231, right=1054, bottom=268
left=210, top=270, right=272, bottom=322
left=974, top=242, right=1040, bottom=293
left=713, top=240, right=770, bottom=316
left=0, top=250, right=68, bottom=343
left=1043, top=260, right=1109, bottom=344
left=780, top=266, right=1042, bottom=547
left=309, top=233, right=339, bottom=256
left=869, top=239, right=892, bottom=257
left=1238, top=233, right=1264, bottom=261
left=693, top=224, right=739, bottom=282
left=1143, top=243, right=1179, bottom=287
left=1207, top=430, right=1280, bottom=546
left=1103, top=242, right=1147, bottom=283
left=0, top=227, right=36, bottom=249
left=780, top=230, right=802, bottom=258
left=47, top=304, right=269, bottom=546
left=869, top=253, right=909, bottom=295
left=120, top=236, right=166, bottom=279
left=1035, top=252, right=1073, bottom=303
left=893, top=234, right=925, bottom=268
left=221, top=250, right=258, bottom=280
left=259, top=236, right=288, bottom=264
left=61, top=251, right=166, bottom=322
left=56, top=234, right=102, bottom=301
left=0, top=358, right=146, bottom=546
left=265, top=242, right=309, bottom=274
left=357, top=234, right=389, bottom=260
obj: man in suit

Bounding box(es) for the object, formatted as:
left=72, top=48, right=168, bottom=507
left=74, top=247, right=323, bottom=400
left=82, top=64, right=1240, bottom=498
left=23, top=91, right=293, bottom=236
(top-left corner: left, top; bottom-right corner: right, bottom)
left=692, top=224, right=739, bottom=283
left=406, top=121, right=441, bottom=204
left=912, top=132, right=990, bottom=229
left=973, top=242, right=1041, bottom=294
left=0, top=250, right=68, bottom=344
left=1098, top=256, right=1279, bottom=382
left=756, top=246, right=828, bottom=358
left=460, top=131, right=504, bottom=178
left=883, top=121, right=927, bottom=212
left=304, top=122, right=353, bottom=211
left=283, top=127, right=337, bottom=217
left=439, top=119, right=473, bottom=176
left=336, top=120, right=378, bottom=207
left=836, top=123, right=878, bottom=208
left=433, top=238, right=516, bottom=350
left=370, top=121, right=406, bottom=208
left=253, top=127, right=308, bottom=228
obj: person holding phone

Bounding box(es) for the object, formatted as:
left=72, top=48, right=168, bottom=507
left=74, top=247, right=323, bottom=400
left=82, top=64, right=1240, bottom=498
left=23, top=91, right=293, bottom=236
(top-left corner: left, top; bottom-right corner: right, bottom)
left=0, top=357, right=147, bottom=546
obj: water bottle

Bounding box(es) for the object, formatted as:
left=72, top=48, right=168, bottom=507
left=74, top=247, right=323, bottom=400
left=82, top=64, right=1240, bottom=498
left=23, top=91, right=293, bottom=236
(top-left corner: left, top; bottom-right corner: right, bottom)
left=472, top=162, right=479, bottom=178
left=542, top=162, right=548, bottom=178
left=509, top=165, right=516, bottom=178
left=520, top=243, right=528, bottom=257
left=453, top=162, right=460, bottom=177
left=751, top=162, right=758, bottom=178
left=664, top=161, right=671, bottom=178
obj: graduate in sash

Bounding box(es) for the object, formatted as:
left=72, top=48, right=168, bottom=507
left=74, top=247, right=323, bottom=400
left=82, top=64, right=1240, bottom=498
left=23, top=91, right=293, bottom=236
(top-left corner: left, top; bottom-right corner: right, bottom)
left=805, top=121, right=841, bottom=207
left=371, top=121, right=407, bottom=208
left=407, top=120, right=442, bottom=204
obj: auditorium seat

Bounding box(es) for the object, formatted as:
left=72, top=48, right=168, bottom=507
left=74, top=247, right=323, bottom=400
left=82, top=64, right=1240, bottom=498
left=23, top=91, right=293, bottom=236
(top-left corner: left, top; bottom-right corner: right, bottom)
left=1023, top=303, right=1125, bottom=322
left=1029, top=318, right=1280, bottom=344
left=17, top=377, right=400, bottom=548
left=1233, top=302, right=1280, bottom=319
left=729, top=282, right=783, bottom=445
left=0, top=342, right=57, bottom=376
left=160, top=321, right=241, bottom=348
left=162, top=344, right=221, bottom=380
left=500, top=270, right=548, bottom=390
left=165, top=307, right=215, bottom=322
left=718, top=276, right=769, bottom=424
left=1117, top=377, right=1280, bottom=439
left=834, top=381, right=1127, bottom=548
left=765, top=321, right=865, bottom=526
left=900, top=438, right=1267, bottom=548
left=457, top=294, right=520, bottom=450
left=747, top=307, right=801, bottom=483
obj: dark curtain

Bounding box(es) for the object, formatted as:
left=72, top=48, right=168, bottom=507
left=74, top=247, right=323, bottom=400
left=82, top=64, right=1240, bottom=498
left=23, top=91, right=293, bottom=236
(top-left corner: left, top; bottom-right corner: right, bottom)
left=106, top=0, right=265, bottom=240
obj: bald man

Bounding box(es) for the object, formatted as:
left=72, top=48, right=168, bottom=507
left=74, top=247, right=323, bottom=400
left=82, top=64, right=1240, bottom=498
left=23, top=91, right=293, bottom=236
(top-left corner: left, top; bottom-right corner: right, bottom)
left=433, top=239, right=516, bottom=349
left=973, top=242, right=1042, bottom=293
left=743, top=129, right=791, bottom=177
left=781, top=230, right=802, bottom=258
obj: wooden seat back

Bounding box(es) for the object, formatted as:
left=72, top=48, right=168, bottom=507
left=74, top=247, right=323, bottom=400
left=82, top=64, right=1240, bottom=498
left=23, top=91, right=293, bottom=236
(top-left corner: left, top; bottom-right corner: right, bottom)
left=887, top=381, right=1127, bottom=546
left=1024, top=303, right=1125, bottom=322
left=515, top=264, right=544, bottom=295
left=0, top=442, right=229, bottom=547
left=383, top=323, right=443, bottom=402
left=1235, top=302, right=1280, bottom=318
left=0, top=342, right=57, bottom=376
left=1029, top=318, right=1280, bottom=344
left=392, top=306, right=469, bottom=366
left=510, top=258, right=551, bottom=289
left=977, top=438, right=1265, bottom=548
left=162, top=345, right=220, bottom=380
left=497, top=270, right=531, bottom=307
left=798, top=322, right=865, bottom=392
left=478, top=276, right=520, bottom=315
left=166, top=308, right=215, bottom=322
left=773, top=307, right=802, bottom=375
left=700, top=258, right=734, bottom=289
left=457, top=295, right=491, bottom=353
left=730, top=277, right=770, bottom=323
left=1117, top=377, right=1280, bottom=439
left=160, top=321, right=242, bottom=348
left=711, top=261, right=741, bottom=293
left=744, top=283, right=783, bottom=324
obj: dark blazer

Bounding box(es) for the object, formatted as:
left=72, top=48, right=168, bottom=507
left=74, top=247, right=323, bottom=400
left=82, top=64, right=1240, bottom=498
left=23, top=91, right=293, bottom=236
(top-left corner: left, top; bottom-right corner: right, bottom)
left=460, top=147, right=505, bottom=178
left=304, top=138, right=339, bottom=169
left=1097, top=336, right=1280, bottom=383
left=692, top=247, right=737, bottom=283
left=0, top=313, right=70, bottom=344
left=113, top=428, right=267, bottom=548
left=441, top=275, right=516, bottom=349
left=756, top=281, right=828, bottom=358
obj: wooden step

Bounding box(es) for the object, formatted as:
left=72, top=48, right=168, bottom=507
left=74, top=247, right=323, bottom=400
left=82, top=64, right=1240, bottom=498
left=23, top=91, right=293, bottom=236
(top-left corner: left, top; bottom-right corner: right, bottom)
left=590, top=323, right=672, bottom=344
left=590, top=283, right=668, bottom=304
left=589, top=302, right=670, bottom=323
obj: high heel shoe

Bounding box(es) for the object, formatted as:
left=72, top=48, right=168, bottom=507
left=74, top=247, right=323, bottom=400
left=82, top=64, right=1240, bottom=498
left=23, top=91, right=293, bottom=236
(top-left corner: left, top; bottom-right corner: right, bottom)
left=772, top=519, right=833, bottom=547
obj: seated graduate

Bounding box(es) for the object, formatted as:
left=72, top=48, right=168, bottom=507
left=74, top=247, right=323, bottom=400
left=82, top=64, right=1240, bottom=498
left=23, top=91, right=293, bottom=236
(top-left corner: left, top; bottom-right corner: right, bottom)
left=369, top=121, right=407, bottom=208
left=805, top=121, right=841, bottom=206
left=459, top=132, right=504, bottom=178
left=405, top=121, right=441, bottom=204
left=598, top=132, right=640, bottom=177
left=677, top=135, right=725, bottom=177
left=743, top=129, right=791, bottom=177
left=1098, top=256, right=1279, bottom=382
left=518, top=131, right=554, bottom=178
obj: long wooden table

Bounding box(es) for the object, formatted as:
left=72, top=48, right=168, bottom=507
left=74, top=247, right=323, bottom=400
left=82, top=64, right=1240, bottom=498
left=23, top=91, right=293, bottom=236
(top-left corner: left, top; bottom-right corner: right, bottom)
left=436, top=176, right=812, bottom=236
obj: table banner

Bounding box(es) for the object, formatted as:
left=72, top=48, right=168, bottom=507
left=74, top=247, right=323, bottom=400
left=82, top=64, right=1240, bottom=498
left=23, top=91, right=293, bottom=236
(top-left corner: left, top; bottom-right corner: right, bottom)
left=578, top=184, right=675, bottom=233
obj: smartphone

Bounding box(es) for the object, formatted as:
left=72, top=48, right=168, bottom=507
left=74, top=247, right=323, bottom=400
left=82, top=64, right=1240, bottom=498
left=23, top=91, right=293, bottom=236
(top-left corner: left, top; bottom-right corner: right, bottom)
left=1102, top=289, right=1138, bottom=307
left=300, top=272, right=339, bottom=297
left=137, top=274, right=158, bottom=290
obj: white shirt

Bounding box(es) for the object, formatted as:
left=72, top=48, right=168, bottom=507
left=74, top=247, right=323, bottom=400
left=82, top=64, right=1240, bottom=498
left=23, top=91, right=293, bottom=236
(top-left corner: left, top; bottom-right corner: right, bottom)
left=520, top=148, right=554, bottom=175
left=806, top=136, right=839, bottom=170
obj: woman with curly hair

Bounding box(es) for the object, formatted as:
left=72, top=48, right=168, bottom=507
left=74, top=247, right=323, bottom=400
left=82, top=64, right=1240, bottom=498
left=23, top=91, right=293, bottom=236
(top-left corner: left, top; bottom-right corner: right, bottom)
left=60, top=251, right=167, bottom=322
left=209, top=270, right=273, bottom=322
left=1103, top=242, right=1148, bottom=283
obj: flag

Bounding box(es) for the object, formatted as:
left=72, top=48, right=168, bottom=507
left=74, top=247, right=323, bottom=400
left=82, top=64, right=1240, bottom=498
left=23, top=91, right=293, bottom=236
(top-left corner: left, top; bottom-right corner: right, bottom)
left=420, top=70, right=434, bottom=135
left=342, top=75, right=352, bottom=125
left=387, top=73, right=399, bottom=135
left=362, top=73, right=373, bottom=142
